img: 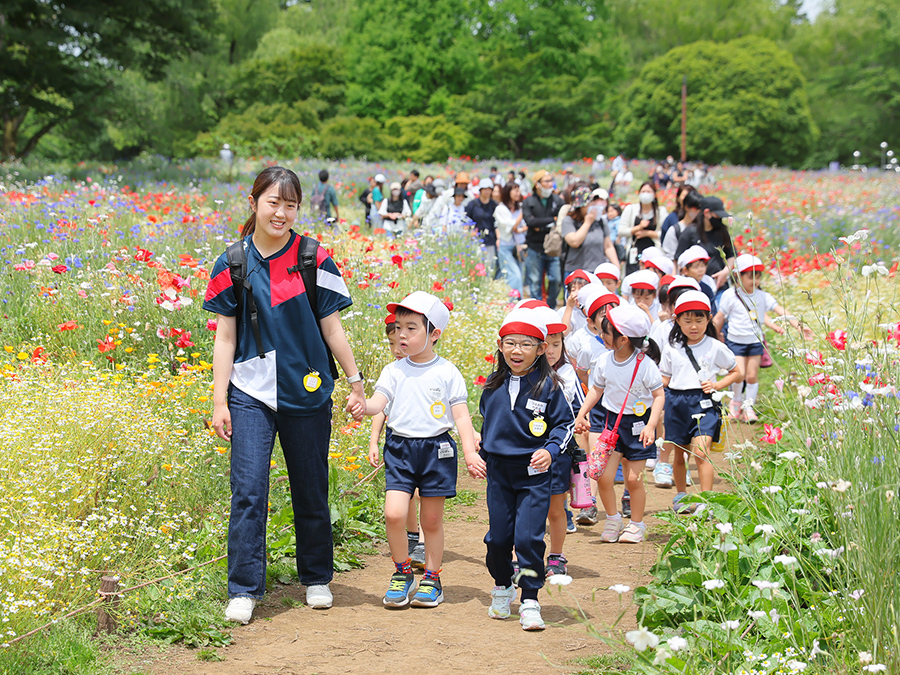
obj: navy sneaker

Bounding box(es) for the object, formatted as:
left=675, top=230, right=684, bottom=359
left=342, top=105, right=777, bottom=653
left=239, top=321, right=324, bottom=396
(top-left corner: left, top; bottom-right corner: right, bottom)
left=411, top=578, right=443, bottom=607
left=383, top=572, right=416, bottom=608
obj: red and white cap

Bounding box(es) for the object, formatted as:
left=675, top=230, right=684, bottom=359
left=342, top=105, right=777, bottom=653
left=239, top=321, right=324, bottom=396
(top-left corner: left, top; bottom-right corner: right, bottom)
left=564, top=269, right=595, bottom=286
left=667, top=275, right=701, bottom=292
left=593, top=262, right=621, bottom=282
left=581, top=285, right=621, bottom=319
left=659, top=274, right=676, bottom=287
left=387, top=291, right=451, bottom=332
left=514, top=300, right=566, bottom=334
left=677, top=245, right=711, bottom=270
left=644, top=257, right=674, bottom=276
left=499, top=307, right=548, bottom=341
left=640, top=246, right=664, bottom=263
left=576, top=282, right=605, bottom=309
left=625, top=269, right=659, bottom=291
left=606, top=304, right=652, bottom=339
left=674, top=290, right=711, bottom=315
left=384, top=313, right=397, bottom=325
left=736, top=253, right=765, bottom=274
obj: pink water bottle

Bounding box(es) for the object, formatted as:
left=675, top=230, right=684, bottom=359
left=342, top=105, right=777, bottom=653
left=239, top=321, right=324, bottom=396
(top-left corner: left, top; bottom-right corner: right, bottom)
left=569, top=448, right=593, bottom=508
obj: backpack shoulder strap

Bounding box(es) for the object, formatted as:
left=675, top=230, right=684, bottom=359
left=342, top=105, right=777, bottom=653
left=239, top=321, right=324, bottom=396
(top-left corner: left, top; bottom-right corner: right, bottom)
left=290, top=235, right=339, bottom=379
left=226, top=239, right=266, bottom=359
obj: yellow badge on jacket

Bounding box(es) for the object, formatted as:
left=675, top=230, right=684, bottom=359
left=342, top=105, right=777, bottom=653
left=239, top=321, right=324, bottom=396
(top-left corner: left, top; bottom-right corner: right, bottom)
left=529, top=416, right=547, bottom=437
left=303, top=370, right=322, bottom=392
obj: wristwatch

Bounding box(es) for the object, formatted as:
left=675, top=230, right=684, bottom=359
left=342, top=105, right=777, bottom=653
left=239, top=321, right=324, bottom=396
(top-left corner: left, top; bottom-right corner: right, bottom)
left=347, top=372, right=363, bottom=384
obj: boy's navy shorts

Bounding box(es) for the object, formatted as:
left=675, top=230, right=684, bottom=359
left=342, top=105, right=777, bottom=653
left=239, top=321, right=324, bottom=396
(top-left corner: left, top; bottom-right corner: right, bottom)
left=550, top=448, right=573, bottom=495
left=725, top=338, right=764, bottom=357
left=383, top=431, right=457, bottom=498
left=663, top=388, right=722, bottom=446
left=590, top=400, right=608, bottom=433
left=605, top=411, right=656, bottom=462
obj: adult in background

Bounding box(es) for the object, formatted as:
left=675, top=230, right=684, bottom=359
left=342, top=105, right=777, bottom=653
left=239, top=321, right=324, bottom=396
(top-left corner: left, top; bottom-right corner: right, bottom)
left=522, top=170, right=564, bottom=308
left=651, top=164, right=671, bottom=190
left=561, top=186, right=619, bottom=280
left=516, top=171, right=532, bottom=198
left=311, top=170, right=339, bottom=222
left=661, top=190, right=703, bottom=260
left=619, top=182, right=668, bottom=274
left=675, top=195, right=735, bottom=296
left=379, top=182, right=412, bottom=238
left=659, top=184, right=698, bottom=252
left=465, top=178, right=498, bottom=272
left=359, top=176, right=374, bottom=226
left=402, top=169, right=421, bottom=203
left=671, top=162, right=687, bottom=187
left=368, top=174, right=386, bottom=230
left=206, top=166, right=365, bottom=625
left=494, top=181, right=526, bottom=297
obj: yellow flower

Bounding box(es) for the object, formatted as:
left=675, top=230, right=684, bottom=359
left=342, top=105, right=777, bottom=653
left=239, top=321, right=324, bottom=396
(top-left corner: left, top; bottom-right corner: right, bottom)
left=103, top=319, right=112, bottom=325
left=4, top=345, right=13, bottom=352
left=16, top=352, right=28, bottom=360
left=161, top=463, right=172, bottom=471
left=215, top=447, right=228, bottom=455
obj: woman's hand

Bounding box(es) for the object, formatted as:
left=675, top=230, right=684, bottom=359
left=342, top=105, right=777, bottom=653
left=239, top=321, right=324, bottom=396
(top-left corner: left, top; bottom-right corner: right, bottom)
left=712, top=268, right=729, bottom=288
left=212, top=402, right=232, bottom=441
left=584, top=209, right=596, bottom=226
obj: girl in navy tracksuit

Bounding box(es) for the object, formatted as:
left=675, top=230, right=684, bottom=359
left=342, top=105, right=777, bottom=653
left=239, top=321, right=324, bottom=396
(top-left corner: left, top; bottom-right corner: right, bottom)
left=479, top=308, right=575, bottom=632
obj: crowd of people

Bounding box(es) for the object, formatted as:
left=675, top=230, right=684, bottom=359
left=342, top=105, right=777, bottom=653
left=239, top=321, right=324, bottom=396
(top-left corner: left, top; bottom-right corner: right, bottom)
left=205, top=163, right=810, bottom=634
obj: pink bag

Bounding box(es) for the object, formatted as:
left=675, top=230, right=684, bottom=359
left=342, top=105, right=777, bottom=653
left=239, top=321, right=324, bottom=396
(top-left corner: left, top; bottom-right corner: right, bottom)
left=587, top=354, right=644, bottom=480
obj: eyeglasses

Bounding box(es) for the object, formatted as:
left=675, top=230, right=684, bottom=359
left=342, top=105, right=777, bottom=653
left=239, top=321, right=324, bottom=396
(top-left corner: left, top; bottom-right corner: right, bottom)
left=500, top=339, right=540, bottom=351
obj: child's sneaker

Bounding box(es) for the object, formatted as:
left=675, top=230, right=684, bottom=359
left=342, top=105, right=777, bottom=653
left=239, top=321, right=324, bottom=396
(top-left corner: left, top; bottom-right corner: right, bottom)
left=224, top=597, right=256, bottom=624
left=618, top=522, right=646, bottom=544
left=410, top=578, right=443, bottom=607
left=519, top=599, right=545, bottom=631
left=653, top=461, right=674, bottom=488
left=743, top=405, right=758, bottom=424
left=621, top=494, right=631, bottom=518
left=565, top=507, right=577, bottom=533
left=545, top=554, right=568, bottom=577
left=600, top=516, right=624, bottom=543
left=488, top=584, right=516, bottom=619
left=576, top=505, right=599, bottom=525
left=409, top=542, right=426, bottom=569
left=645, top=458, right=657, bottom=470
left=407, top=532, right=419, bottom=556
left=728, top=400, right=742, bottom=419
left=383, top=571, right=416, bottom=608
left=672, top=492, right=692, bottom=514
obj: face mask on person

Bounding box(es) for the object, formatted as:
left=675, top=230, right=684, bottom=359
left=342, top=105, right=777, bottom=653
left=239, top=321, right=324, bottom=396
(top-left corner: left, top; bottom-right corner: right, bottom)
left=391, top=190, right=401, bottom=199
left=537, top=184, right=553, bottom=199
left=639, top=192, right=655, bottom=205
left=589, top=204, right=605, bottom=220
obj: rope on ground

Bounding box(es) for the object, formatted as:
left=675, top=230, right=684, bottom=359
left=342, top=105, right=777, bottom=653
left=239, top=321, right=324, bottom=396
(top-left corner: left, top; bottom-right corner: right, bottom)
left=3, top=553, right=227, bottom=648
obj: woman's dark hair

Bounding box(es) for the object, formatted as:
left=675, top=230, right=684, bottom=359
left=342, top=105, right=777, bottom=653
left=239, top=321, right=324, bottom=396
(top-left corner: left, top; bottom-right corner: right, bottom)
left=637, top=181, right=660, bottom=219
left=500, top=181, right=522, bottom=210
left=674, top=184, right=697, bottom=219
left=600, top=317, right=661, bottom=364
left=668, top=310, right=718, bottom=347
left=682, top=190, right=704, bottom=214
left=484, top=349, right=561, bottom=395
left=241, top=166, right=302, bottom=238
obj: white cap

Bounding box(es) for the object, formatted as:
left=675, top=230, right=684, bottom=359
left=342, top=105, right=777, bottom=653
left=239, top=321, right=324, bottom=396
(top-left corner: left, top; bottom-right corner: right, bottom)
left=223, top=143, right=230, bottom=150
left=624, top=269, right=659, bottom=291
left=736, top=253, right=765, bottom=274
left=499, top=307, right=547, bottom=341
left=389, top=181, right=402, bottom=192
left=606, top=305, right=652, bottom=339
left=677, top=245, right=711, bottom=269
left=644, top=257, right=674, bottom=276
left=580, top=284, right=621, bottom=319
left=667, top=275, right=701, bottom=292
left=594, top=262, right=621, bottom=282
left=375, top=173, right=386, bottom=183
left=478, top=178, right=494, bottom=191
left=596, top=154, right=605, bottom=162
left=674, top=290, right=712, bottom=315
left=515, top=300, right=566, bottom=334
left=577, top=282, right=607, bottom=310
left=387, top=291, right=451, bottom=332
left=590, top=187, right=609, bottom=201
left=640, top=247, right=664, bottom=263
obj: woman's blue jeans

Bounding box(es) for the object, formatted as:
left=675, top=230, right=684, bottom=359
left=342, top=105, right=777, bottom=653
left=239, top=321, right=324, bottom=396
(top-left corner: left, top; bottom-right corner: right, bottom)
left=227, top=385, right=334, bottom=598
left=497, top=243, right=523, bottom=296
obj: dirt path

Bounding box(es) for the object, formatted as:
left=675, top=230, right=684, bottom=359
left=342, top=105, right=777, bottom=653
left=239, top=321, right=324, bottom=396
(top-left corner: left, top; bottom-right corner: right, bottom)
left=141, top=442, right=738, bottom=675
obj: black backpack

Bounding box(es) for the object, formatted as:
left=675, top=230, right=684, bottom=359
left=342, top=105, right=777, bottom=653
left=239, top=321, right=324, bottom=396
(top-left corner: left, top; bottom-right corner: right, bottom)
left=226, top=235, right=339, bottom=378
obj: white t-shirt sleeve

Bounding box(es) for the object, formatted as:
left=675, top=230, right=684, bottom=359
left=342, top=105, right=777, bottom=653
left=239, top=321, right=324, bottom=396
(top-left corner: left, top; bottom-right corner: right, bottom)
left=762, top=290, right=778, bottom=313
left=374, top=363, right=396, bottom=402
left=589, top=353, right=609, bottom=390
left=659, top=343, right=672, bottom=379
left=448, top=366, right=469, bottom=407
left=712, top=341, right=737, bottom=373
left=641, top=357, right=664, bottom=392
left=576, top=339, right=593, bottom=370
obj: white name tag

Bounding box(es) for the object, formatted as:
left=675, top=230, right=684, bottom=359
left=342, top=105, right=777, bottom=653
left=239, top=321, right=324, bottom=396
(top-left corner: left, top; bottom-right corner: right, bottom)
left=437, top=442, right=454, bottom=459
left=527, top=465, right=549, bottom=476
left=525, top=398, right=547, bottom=414
left=700, top=398, right=714, bottom=409
left=632, top=421, right=646, bottom=435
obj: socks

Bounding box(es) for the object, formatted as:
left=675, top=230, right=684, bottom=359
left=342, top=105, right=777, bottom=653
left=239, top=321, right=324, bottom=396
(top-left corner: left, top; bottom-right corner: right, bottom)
left=424, top=568, right=441, bottom=581
left=394, top=558, right=413, bottom=574
left=744, top=382, right=759, bottom=406
left=407, top=531, right=419, bottom=542
left=631, top=520, right=645, bottom=528
left=730, top=381, right=744, bottom=404
left=608, top=513, right=622, bottom=521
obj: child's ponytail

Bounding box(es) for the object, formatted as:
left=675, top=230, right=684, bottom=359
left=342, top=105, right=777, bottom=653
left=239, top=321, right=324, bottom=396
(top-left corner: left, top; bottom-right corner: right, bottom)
left=639, top=335, right=662, bottom=364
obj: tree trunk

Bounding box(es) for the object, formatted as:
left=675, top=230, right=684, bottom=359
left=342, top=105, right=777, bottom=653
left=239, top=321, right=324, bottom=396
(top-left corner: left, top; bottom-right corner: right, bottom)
left=19, top=120, right=58, bottom=158
left=1, top=112, right=26, bottom=161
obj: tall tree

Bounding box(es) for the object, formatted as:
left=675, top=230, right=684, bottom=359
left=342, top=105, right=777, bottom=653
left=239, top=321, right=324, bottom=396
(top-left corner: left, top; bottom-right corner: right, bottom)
left=0, top=0, right=215, bottom=159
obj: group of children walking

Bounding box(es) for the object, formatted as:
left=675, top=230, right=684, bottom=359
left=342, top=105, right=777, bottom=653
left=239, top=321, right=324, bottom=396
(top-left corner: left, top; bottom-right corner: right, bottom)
left=361, top=239, right=811, bottom=631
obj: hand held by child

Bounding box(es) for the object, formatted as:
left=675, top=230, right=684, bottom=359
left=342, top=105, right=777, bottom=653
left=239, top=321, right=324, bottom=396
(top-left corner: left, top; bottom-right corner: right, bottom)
left=530, top=448, right=552, bottom=472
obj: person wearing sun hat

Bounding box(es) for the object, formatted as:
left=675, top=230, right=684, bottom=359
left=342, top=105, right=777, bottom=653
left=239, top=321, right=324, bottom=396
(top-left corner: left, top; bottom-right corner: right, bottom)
left=479, top=306, right=575, bottom=631
left=660, top=290, right=742, bottom=513
left=561, top=185, right=620, bottom=282
left=674, top=195, right=736, bottom=298
left=574, top=304, right=665, bottom=544
left=522, top=170, right=565, bottom=309
left=362, top=291, right=482, bottom=610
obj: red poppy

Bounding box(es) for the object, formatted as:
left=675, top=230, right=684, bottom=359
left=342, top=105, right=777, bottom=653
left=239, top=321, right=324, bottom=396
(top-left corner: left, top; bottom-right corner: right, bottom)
left=388, top=281, right=399, bottom=289
left=826, top=330, right=847, bottom=351
left=206, top=319, right=218, bottom=332
left=134, top=248, right=153, bottom=262
left=761, top=424, right=782, bottom=444
left=442, top=297, right=454, bottom=311
left=474, top=375, right=487, bottom=386
left=58, top=321, right=80, bottom=331
left=97, top=337, right=116, bottom=353
left=31, top=346, right=48, bottom=364
left=432, top=281, right=445, bottom=292
left=484, top=354, right=495, bottom=364
left=175, top=331, right=195, bottom=349
left=391, top=255, right=404, bottom=269
left=51, top=264, right=68, bottom=274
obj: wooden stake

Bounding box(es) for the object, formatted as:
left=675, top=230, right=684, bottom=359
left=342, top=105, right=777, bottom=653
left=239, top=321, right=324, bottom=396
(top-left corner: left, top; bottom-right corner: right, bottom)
left=96, top=575, right=119, bottom=633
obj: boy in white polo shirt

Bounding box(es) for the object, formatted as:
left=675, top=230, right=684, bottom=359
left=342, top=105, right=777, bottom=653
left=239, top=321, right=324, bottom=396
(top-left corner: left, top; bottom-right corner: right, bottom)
left=365, top=291, right=484, bottom=609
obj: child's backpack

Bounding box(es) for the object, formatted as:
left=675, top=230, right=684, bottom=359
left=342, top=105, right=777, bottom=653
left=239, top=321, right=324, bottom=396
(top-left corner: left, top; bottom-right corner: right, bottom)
left=225, top=236, right=339, bottom=378
left=309, top=184, right=328, bottom=215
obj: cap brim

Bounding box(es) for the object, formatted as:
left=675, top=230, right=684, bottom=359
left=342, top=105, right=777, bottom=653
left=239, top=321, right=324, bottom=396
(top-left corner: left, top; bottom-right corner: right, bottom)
left=499, top=322, right=546, bottom=341
left=740, top=264, right=765, bottom=273
left=630, top=282, right=657, bottom=291
left=675, top=299, right=711, bottom=314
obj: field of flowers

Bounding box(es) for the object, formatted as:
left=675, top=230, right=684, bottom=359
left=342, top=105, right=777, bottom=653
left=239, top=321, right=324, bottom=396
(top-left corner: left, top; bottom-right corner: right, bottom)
left=0, top=156, right=898, bottom=673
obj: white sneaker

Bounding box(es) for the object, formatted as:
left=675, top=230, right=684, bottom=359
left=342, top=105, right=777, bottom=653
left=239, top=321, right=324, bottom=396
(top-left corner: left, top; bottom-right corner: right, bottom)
left=488, top=584, right=516, bottom=619
left=225, top=597, right=256, bottom=624
left=306, top=584, right=333, bottom=609
left=519, top=599, right=545, bottom=631
left=653, top=461, right=674, bottom=488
